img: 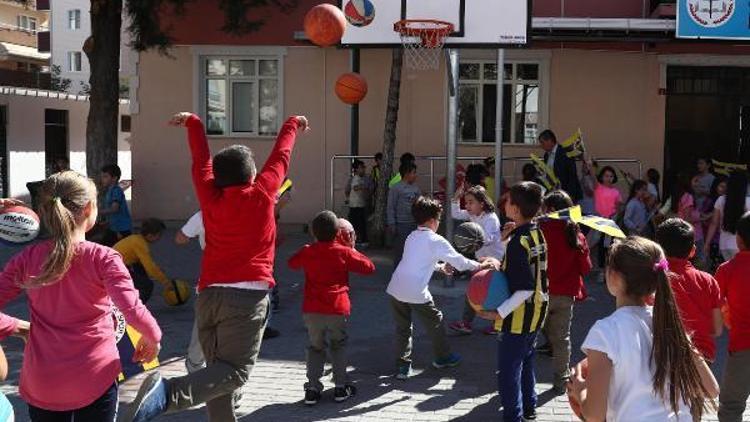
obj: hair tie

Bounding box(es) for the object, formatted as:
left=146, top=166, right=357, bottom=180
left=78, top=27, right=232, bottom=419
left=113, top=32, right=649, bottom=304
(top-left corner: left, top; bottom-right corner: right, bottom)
left=653, top=258, right=669, bottom=273
left=50, top=196, right=61, bottom=204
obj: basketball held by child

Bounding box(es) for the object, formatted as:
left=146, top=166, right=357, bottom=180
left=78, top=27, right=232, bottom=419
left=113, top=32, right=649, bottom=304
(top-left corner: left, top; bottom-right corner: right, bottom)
left=304, top=4, right=347, bottom=47
left=453, top=221, right=486, bottom=255
left=0, top=205, right=40, bottom=245
left=163, top=279, right=191, bottom=306
left=343, top=0, right=375, bottom=27
left=568, top=358, right=589, bottom=420
left=335, top=72, right=368, bottom=105
left=466, top=269, right=510, bottom=319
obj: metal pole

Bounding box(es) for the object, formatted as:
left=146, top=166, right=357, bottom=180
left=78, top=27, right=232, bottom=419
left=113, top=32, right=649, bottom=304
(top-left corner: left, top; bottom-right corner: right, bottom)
left=445, top=49, right=459, bottom=288
left=350, top=48, right=360, bottom=155
left=494, top=49, right=505, bottom=203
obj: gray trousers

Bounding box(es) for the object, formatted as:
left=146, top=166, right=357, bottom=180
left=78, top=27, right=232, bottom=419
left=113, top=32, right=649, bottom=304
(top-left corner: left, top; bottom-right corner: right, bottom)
left=390, top=296, right=450, bottom=367
left=719, top=349, right=750, bottom=422
left=392, top=223, right=417, bottom=269
left=303, top=313, right=349, bottom=392
left=167, top=288, right=269, bottom=422
left=541, top=295, right=574, bottom=386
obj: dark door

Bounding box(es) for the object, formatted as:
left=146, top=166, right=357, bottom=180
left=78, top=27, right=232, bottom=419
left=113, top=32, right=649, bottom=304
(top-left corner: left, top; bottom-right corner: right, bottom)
left=0, top=106, right=6, bottom=197
left=44, top=109, right=68, bottom=176
left=664, top=66, right=750, bottom=177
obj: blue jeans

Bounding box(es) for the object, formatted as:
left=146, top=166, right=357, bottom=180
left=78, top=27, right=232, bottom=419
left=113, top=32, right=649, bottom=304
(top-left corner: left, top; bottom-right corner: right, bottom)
left=497, top=331, right=538, bottom=422
left=29, top=382, right=118, bottom=421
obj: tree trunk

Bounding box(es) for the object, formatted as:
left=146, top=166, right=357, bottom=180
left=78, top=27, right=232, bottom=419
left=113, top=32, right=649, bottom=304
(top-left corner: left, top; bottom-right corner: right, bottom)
left=85, top=0, right=122, bottom=180
left=369, top=48, right=403, bottom=247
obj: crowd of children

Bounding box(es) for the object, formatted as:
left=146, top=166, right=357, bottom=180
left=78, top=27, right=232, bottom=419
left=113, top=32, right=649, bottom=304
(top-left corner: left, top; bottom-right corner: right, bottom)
left=1, top=118, right=750, bottom=422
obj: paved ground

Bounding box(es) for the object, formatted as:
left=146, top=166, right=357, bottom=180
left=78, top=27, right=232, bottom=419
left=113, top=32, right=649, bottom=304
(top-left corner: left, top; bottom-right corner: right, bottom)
left=0, top=226, right=746, bottom=421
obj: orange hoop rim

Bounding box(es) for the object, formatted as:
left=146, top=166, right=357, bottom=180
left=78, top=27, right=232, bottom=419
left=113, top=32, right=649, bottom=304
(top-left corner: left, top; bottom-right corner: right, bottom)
left=394, top=19, right=454, bottom=47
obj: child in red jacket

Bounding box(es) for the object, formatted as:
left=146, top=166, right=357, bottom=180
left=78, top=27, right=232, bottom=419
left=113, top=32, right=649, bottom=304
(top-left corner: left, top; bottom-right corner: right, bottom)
left=289, top=211, right=375, bottom=406
left=655, top=218, right=722, bottom=362
left=716, top=211, right=750, bottom=421
left=538, top=190, right=592, bottom=394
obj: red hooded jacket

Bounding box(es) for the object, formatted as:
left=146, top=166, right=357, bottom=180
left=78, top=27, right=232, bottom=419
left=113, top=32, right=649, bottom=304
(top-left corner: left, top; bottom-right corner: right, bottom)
left=540, top=219, right=592, bottom=299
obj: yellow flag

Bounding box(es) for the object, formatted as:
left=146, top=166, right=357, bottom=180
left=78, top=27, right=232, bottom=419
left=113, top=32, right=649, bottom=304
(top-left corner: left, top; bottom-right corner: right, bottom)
left=529, top=154, right=560, bottom=191
left=712, top=159, right=747, bottom=177
left=560, top=129, right=585, bottom=159
left=542, top=205, right=626, bottom=239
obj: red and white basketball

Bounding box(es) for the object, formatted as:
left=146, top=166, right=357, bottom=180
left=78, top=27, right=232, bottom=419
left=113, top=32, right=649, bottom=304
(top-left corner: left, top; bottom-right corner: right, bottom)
left=344, top=0, right=375, bottom=27
left=0, top=205, right=40, bottom=245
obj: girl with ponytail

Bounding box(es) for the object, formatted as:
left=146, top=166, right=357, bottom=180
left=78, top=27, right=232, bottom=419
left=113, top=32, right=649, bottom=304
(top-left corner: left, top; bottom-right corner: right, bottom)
left=0, top=171, right=162, bottom=420
left=568, top=236, right=718, bottom=421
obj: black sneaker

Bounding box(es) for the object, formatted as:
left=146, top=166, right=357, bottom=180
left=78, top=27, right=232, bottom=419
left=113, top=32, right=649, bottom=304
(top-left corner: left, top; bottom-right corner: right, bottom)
left=304, top=389, right=321, bottom=406
left=334, top=384, right=357, bottom=402
left=263, top=327, right=280, bottom=340
left=522, top=410, right=537, bottom=421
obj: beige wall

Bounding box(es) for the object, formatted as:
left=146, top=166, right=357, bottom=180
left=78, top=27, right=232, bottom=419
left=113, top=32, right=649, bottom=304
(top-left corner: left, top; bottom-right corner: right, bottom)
left=132, top=46, right=666, bottom=223
left=0, top=2, right=48, bottom=47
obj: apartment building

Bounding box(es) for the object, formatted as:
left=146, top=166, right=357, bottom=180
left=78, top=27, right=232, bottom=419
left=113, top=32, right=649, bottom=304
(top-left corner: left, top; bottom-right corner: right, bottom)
left=0, top=0, right=49, bottom=88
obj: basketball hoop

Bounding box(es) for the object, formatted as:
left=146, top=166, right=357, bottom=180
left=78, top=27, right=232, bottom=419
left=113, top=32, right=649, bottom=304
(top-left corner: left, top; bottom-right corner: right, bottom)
left=394, top=19, right=454, bottom=71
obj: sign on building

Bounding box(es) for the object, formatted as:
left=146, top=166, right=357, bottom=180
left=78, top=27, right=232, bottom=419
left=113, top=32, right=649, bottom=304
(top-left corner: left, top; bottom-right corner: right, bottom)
left=677, top=0, right=750, bottom=40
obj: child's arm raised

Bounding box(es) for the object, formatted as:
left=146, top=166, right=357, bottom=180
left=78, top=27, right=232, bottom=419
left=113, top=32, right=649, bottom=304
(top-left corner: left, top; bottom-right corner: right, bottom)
left=288, top=245, right=309, bottom=270
left=254, top=116, right=308, bottom=196
left=345, top=249, right=376, bottom=275
left=169, top=112, right=218, bottom=206
left=450, top=199, right=471, bottom=221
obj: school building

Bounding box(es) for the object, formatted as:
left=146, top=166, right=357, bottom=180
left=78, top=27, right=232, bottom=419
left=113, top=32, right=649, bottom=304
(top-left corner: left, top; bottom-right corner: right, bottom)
left=129, top=0, right=750, bottom=223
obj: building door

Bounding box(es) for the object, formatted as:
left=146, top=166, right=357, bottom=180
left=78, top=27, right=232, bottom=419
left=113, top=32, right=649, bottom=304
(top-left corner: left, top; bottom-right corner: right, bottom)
left=0, top=106, right=6, bottom=197
left=44, top=109, right=68, bottom=176
left=664, top=66, right=750, bottom=180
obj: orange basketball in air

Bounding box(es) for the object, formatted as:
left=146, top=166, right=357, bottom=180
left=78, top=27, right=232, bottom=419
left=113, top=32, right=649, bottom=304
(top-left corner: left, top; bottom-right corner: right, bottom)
left=335, top=72, right=368, bottom=105
left=304, top=4, right=347, bottom=47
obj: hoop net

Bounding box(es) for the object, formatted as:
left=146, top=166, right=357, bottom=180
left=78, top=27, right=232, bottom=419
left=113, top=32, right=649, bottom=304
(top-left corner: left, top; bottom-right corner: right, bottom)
left=394, top=19, right=454, bottom=71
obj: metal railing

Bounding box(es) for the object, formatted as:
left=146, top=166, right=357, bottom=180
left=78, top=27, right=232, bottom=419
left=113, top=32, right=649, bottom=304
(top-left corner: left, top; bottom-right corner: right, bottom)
left=329, top=154, right=642, bottom=213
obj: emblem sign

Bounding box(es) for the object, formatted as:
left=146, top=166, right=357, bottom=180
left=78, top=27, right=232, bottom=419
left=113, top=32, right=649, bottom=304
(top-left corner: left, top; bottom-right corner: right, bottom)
left=687, top=0, right=735, bottom=27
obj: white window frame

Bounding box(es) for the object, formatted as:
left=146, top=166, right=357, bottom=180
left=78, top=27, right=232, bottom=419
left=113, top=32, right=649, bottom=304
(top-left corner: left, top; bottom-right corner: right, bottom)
left=193, top=46, right=286, bottom=139
left=68, top=51, right=82, bottom=72
left=457, top=51, right=550, bottom=145
left=17, top=15, right=37, bottom=33
left=68, top=9, right=81, bottom=30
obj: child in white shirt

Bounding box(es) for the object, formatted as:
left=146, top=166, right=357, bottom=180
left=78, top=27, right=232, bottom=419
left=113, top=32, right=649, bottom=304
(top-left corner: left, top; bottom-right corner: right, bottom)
left=447, top=185, right=505, bottom=336
left=568, top=237, right=718, bottom=421
left=386, top=196, right=499, bottom=380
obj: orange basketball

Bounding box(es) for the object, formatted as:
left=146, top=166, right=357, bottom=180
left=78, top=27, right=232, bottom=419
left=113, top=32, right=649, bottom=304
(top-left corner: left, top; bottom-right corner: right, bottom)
left=335, top=72, right=368, bottom=104
left=304, top=4, right=347, bottom=47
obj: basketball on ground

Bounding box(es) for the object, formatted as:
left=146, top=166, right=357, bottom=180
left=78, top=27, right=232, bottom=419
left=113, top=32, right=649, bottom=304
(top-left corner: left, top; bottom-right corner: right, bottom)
left=0, top=205, right=40, bottom=245
left=304, top=4, right=347, bottom=47
left=568, top=358, right=589, bottom=420
left=163, top=279, right=191, bottom=306
left=344, top=0, right=375, bottom=27
left=453, top=221, right=485, bottom=255
left=335, top=72, right=368, bottom=104
left=466, top=270, right=509, bottom=319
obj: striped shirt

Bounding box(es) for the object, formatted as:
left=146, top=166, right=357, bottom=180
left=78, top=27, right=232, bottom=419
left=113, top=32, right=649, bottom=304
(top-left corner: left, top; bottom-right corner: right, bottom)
left=498, top=222, right=549, bottom=334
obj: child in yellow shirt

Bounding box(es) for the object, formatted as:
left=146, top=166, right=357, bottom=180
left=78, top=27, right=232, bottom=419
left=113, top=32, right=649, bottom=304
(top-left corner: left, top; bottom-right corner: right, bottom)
left=113, top=218, right=170, bottom=302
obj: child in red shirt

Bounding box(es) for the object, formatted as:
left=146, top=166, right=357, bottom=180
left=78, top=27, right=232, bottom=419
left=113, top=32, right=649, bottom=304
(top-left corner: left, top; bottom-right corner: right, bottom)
left=715, top=211, right=750, bottom=421
left=538, top=190, right=592, bottom=394
left=289, top=211, right=375, bottom=405
left=126, top=113, right=308, bottom=422
left=655, top=218, right=722, bottom=362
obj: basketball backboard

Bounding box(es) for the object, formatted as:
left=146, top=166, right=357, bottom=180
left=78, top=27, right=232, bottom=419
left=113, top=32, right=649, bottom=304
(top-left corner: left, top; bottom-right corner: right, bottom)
left=339, top=0, right=530, bottom=48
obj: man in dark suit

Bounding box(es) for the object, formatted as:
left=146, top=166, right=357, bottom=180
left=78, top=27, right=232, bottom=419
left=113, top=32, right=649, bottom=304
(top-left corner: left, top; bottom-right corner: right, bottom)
left=539, top=129, right=582, bottom=202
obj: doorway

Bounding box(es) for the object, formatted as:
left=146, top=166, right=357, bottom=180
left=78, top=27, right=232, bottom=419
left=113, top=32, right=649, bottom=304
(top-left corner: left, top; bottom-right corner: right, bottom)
left=44, top=109, right=68, bottom=176
left=664, top=66, right=750, bottom=178
left=0, top=106, right=6, bottom=197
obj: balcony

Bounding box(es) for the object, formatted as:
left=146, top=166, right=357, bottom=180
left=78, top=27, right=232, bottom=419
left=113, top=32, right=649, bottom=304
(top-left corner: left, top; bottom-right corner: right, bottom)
left=36, top=30, right=48, bottom=52
left=0, top=22, right=47, bottom=47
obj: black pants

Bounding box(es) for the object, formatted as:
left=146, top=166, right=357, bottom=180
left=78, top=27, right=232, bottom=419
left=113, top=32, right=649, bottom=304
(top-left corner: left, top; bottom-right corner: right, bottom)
left=348, top=207, right=368, bottom=243
left=129, top=263, right=154, bottom=303
left=29, top=383, right=118, bottom=422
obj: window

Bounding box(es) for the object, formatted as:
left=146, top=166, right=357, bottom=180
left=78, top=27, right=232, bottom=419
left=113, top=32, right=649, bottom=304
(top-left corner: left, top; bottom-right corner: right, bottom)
left=120, top=115, right=131, bottom=133
left=17, top=15, right=37, bottom=33
left=68, top=52, right=82, bottom=72
left=68, top=9, right=81, bottom=30
left=201, top=56, right=282, bottom=136
left=458, top=61, right=542, bottom=144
